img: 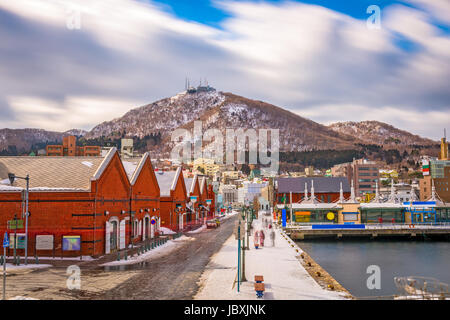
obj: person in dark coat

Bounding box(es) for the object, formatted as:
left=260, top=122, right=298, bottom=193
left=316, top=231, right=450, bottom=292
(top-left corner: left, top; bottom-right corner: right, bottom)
left=259, top=229, right=265, bottom=247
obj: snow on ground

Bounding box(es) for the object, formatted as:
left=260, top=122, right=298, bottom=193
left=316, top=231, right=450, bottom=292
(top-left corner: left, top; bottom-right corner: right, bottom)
left=8, top=296, right=39, bottom=300
left=195, top=213, right=348, bottom=300
left=160, top=227, right=176, bottom=235
left=187, top=225, right=207, bottom=234
left=100, top=236, right=194, bottom=267
left=2, top=263, right=52, bottom=271
left=25, top=256, right=97, bottom=261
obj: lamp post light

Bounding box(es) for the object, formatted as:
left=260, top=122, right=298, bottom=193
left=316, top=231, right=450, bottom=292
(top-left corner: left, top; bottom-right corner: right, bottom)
left=8, top=173, right=30, bottom=265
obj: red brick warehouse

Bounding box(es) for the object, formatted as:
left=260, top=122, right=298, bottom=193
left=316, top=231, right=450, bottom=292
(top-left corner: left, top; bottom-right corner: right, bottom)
left=0, top=148, right=141, bottom=257
left=122, top=153, right=161, bottom=250
left=184, top=174, right=201, bottom=227
left=155, top=167, right=188, bottom=231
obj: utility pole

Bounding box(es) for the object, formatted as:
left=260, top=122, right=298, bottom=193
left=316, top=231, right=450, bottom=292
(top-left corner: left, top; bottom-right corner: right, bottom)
left=241, top=215, right=246, bottom=282
left=237, top=221, right=241, bottom=293
left=13, top=212, right=17, bottom=264
left=24, top=175, right=29, bottom=265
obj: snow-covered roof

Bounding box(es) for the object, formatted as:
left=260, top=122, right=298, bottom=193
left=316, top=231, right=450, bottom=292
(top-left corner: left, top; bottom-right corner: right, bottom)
left=199, top=176, right=207, bottom=194
left=0, top=148, right=117, bottom=192
left=155, top=167, right=182, bottom=197
left=184, top=174, right=197, bottom=196
left=122, top=153, right=150, bottom=185
left=360, top=202, right=403, bottom=209
left=276, top=203, right=341, bottom=210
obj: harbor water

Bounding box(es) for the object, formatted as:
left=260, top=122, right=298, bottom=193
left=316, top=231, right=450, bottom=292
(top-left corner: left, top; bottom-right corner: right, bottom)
left=297, top=240, right=450, bottom=298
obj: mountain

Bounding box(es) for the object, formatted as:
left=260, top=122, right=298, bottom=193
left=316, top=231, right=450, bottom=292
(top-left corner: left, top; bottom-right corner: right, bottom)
left=0, top=128, right=87, bottom=155
left=327, top=121, right=437, bottom=146
left=86, top=90, right=361, bottom=156
left=0, top=91, right=439, bottom=159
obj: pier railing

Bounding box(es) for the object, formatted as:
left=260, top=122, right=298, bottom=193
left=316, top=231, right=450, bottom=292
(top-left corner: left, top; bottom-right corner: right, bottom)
left=285, top=222, right=450, bottom=230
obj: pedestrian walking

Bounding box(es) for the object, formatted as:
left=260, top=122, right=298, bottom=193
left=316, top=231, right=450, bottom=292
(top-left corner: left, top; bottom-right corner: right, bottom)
left=259, top=230, right=265, bottom=247
left=270, top=229, right=275, bottom=247
left=254, top=230, right=260, bottom=249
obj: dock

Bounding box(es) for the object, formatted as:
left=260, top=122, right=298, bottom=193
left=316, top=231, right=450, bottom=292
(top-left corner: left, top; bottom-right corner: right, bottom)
left=285, top=224, right=450, bottom=240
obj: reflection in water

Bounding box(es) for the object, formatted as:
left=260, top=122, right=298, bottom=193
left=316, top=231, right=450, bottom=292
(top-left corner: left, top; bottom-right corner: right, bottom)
left=297, top=240, right=450, bottom=298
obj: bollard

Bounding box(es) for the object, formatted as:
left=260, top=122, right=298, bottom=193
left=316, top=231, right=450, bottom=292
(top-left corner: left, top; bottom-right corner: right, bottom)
left=35, top=255, right=39, bottom=265
left=117, top=252, right=121, bottom=261
left=124, top=250, right=127, bottom=261
left=0, top=256, right=3, bottom=265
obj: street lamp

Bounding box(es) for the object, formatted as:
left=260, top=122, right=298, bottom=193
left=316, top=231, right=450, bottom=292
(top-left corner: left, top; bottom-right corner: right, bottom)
left=8, top=173, right=30, bottom=265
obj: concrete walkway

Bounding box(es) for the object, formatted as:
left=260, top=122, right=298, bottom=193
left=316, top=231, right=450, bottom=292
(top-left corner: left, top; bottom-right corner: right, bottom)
left=195, top=214, right=348, bottom=300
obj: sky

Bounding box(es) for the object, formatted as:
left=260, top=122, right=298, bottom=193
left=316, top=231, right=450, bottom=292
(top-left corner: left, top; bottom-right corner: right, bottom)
left=0, top=0, right=449, bottom=140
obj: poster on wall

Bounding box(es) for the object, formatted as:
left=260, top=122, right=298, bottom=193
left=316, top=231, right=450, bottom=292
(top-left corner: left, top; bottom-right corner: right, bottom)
left=36, top=235, right=54, bottom=250
left=62, top=236, right=81, bottom=251
left=9, top=233, right=26, bottom=249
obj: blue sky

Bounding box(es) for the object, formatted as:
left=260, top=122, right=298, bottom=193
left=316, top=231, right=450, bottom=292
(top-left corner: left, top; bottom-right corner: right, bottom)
left=0, top=0, right=448, bottom=140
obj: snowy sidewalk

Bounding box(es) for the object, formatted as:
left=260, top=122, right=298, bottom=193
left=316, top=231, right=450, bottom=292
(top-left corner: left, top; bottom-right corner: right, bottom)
left=195, top=215, right=348, bottom=300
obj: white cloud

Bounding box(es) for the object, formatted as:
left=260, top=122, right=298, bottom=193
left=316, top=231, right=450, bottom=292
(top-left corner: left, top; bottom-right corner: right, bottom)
left=0, top=0, right=448, bottom=140
left=6, top=96, right=140, bottom=131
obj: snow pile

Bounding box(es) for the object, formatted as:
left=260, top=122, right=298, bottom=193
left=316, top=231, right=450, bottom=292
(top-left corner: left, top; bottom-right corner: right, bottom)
left=100, top=240, right=180, bottom=267
left=187, top=225, right=206, bottom=234
left=172, top=235, right=195, bottom=242
left=81, top=161, right=93, bottom=168
left=9, top=296, right=39, bottom=300
left=35, top=256, right=97, bottom=261
left=3, top=263, right=52, bottom=271
left=160, top=227, right=176, bottom=235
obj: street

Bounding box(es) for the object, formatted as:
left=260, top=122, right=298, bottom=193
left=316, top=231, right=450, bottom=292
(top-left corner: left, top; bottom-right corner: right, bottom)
left=95, top=215, right=237, bottom=300
left=2, top=214, right=237, bottom=300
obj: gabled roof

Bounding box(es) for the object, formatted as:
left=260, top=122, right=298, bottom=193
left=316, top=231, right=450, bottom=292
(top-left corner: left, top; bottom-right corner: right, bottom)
left=122, top=153, right=149, bottom=186
left=276, top=177, right=350, bottom=194
left=199, top=176, right=207, bottom=195
left=0, top=148, right=117, bottom=192
left=156, top=167, right=182, bottom=197
left=184, top=174, right=198, bottom=197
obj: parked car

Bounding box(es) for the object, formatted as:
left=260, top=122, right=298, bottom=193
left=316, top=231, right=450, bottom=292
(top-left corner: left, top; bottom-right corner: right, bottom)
left=206, top=219, right=219, bottom=229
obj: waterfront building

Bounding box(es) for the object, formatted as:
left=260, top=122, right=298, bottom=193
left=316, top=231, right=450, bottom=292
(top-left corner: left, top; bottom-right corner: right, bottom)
left=122, top=154, right=161, bottom=246
left=0, top=148, right=136, bottom=257
left=155, top=168, right=187, bottom=231
left=275, top=177, right=350, bottom=205
left=184, top=174, right=201, bottom=226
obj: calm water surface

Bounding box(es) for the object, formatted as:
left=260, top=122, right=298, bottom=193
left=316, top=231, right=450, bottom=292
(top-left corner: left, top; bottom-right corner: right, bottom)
left=298, top=240, right=450, bottom=298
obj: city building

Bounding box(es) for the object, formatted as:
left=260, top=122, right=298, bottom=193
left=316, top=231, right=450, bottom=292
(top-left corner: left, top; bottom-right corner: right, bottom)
left=420, top=165, right=450, bottom=202
left=219, top=184, right=238, bottom=207
left=46, top=135, right=101, bottom=157
left=121, top=138, right=134, bottom=158
left=193, top=158, right=220, bottom=177
left=331, top=159, right=380, bottom=198
left=439, top=131, right=448, bottom=160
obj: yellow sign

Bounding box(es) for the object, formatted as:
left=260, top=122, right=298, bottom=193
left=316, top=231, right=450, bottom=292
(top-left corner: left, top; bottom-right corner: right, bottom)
left=327, top=212, right=335, bottom=221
